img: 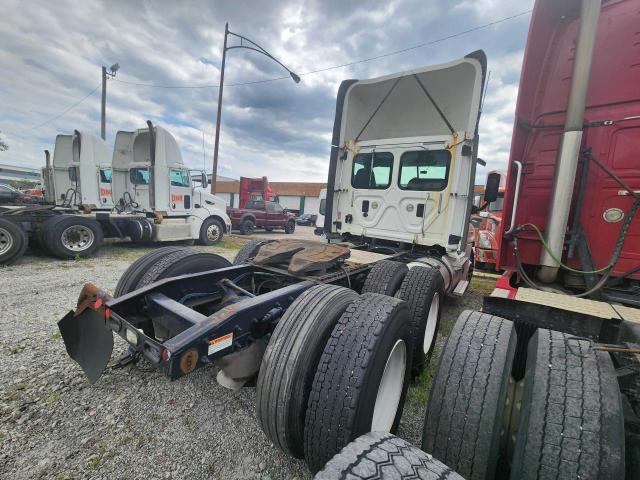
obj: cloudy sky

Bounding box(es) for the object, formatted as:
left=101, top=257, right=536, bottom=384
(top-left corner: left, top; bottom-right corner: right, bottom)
left=0, top=0, right=533, bottom=183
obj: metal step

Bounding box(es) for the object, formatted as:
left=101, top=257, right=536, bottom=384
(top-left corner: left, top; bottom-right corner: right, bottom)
left=452, top=279, right=469, bottom=296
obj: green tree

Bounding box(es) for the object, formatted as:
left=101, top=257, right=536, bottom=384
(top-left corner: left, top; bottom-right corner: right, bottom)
left=0, top=132, right=8, bottom=151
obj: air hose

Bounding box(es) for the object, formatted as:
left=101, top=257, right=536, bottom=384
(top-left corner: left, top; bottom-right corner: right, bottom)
left=513, top=196, right=640, bottom=296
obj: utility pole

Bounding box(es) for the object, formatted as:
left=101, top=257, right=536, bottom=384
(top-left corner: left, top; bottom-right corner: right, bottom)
left=101, top=63, right=120, bottom=140
left=211, top=23, right=229, bottom=194
left=210, top=23, right=300, bottom=194
left=101, top=66, right=107, bottom=140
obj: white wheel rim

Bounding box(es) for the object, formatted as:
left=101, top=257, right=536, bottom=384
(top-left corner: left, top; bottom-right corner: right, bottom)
left=371, top=339, right=406, bottom=431
left=423, top=293, right=440, bottom=354
left=61, top=225, right=95, bottom=252
left=0, top=227, right=14, bottom=255
left=206, top=223, right=220, bottom=241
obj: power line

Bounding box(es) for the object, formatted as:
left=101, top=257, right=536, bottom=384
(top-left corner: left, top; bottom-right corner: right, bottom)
left=18, top=84, right=101, bottom=134
left=6, top=9, right=532, bottom=134
left=113, top=9, right=532, bottom=90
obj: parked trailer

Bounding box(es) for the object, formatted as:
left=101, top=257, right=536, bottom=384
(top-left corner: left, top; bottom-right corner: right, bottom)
left=58, top=51, right=486, bottom=475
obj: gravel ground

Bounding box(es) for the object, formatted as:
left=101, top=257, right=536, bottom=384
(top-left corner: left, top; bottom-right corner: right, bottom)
left=0, top=238, right=492, bottom=479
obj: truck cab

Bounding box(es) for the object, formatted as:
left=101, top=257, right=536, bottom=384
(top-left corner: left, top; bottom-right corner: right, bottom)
left=44, top=131, right=114, bottom=210
left=325, top=52, right=486, bottom=293
left=111, top=122, right=231, bottom=242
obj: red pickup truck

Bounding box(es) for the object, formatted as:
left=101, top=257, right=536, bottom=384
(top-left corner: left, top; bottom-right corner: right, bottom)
left=227, top=200, right=296, bottom=235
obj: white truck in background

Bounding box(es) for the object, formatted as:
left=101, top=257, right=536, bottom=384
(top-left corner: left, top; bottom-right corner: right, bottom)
left=0, top=121, right=231, bottom=264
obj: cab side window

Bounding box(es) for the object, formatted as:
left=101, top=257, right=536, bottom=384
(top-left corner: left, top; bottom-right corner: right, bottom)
left=130, top=168, right=149, bottom=185
left=170, top=169, right=190, bottom=187
left=351, top=152, right=393, bottom=189
left=398, top=150, right=450, bottom=191
left=268, top=202, right=284, bottom=213
left=100, top=168, right=112, bottom=183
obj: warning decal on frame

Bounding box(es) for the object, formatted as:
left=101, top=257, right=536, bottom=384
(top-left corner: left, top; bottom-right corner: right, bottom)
left=208, top=332, right=233, bottom=355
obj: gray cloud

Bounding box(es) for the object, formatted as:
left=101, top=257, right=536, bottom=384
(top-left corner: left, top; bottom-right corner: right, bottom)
left=0, top=0, right=534, bottom=183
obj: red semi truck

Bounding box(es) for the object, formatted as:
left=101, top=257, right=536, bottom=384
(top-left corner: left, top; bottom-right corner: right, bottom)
left=471, top=170, right=506, bottom=271
left=419, top=1, right=640, bottom=479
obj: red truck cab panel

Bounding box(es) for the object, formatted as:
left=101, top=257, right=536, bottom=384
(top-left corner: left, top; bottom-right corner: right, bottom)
left=498, top=0, right=640, bottom=279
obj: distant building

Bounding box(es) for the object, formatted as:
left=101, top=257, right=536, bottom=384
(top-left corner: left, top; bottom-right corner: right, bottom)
left=0, top=163, right=41, bottom=183
left=212, top=177, right=326, bottom=215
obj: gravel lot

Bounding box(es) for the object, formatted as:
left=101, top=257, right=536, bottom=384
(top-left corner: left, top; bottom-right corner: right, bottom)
left=0, top=237, right=492, bottom=479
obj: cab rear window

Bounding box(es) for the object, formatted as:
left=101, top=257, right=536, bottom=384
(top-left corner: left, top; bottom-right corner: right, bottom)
left=351, top=152, right=393, bottom=189
left=398, top=150, right=450, bottom=191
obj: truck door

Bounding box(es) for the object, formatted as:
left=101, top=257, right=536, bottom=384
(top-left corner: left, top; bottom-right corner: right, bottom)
left=169, top=168, right=191, bottom=213
left=266, top=201, right=284, bottom=227
left=98, top=167, right=113, bottom=207
left=129, top=168, right=150, bottom=211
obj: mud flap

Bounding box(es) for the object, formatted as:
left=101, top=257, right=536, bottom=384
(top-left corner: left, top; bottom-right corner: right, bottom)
left=58, top=309, right=114, bottom=384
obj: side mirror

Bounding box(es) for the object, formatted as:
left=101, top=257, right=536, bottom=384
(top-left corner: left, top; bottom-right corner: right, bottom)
left=201, top=172, right=208, bottom=187
left=484, top=172, right=500, bottom=204
left=476, top=157, right=486, bottom=167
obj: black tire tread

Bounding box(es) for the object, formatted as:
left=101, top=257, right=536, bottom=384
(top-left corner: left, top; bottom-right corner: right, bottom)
left=304, top=293, right=411, bottom=473
left=395, top=266, right=444, bottom=376
left=137, top=248, right=231, bottom=288
left=422, top=310, right=516, bottom=480
left=361, top=260, right=408, bottom=296
left=315, top=432, right=463, bottom=480
left=44, top=215, right=103, bottom=259
left=239, top=217, right=255, bottom=235
left=233, top=239, right=269, bottom=265
left=199, top=217, right=224, bottom=245
left=113, top=246, right=184, bottom=297
left=285, top=219, right=295, bottom=234
left=0, top=217, right=28, bottom=264
left=510, top=329, right=625, bottom=480
left=256, top=284, right=358, bottom=458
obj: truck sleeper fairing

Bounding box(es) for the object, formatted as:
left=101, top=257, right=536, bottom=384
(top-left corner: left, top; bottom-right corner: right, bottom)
left=326, top=51, right=486, bottom=252
left=47, top=131, right=114, bottom=210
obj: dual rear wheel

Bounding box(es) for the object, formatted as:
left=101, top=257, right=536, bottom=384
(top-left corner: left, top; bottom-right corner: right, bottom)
left=420, top=310, right=625, bottom=480
left=256, top=285, right=414, bottom=473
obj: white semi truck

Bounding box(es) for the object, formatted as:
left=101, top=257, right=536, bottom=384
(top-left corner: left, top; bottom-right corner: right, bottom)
left=0, top=122, right=230, bottom=264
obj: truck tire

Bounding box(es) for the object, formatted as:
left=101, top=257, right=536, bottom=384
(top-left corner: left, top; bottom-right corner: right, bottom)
left=199, top=217, right=224, bottom=245
left=136, top=248, right=232, bottom=288
left=127, top=218, right=153, bottom=242
left=256, top=284, right=358, bottom=458
left=422, top=310, right=516, bottom=480
left=304, top=293, right=413, bottom=473
left=233, top=239, right=270, bottom=265
left=361, top=260, right=408, bottom=296
left=395, top=266, right=445, bottom=378
left=315, top=432, right=464, bottom=480
left=43, top=215, right=103, bottom=259
left=239, top=217, right=255, bottom=235
left=284, top=219, right=296, bottom=234
left=114, top=246, right=185, bottom=297
left=0, top=218, right=28, bottom=265
left=510, top=329, right=625, bottom=480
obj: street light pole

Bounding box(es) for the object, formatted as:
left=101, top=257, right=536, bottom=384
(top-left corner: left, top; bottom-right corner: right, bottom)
left=100, top=63, right=120, bottom=141
left=211, top=23, right=229, bottom=194
left=210, top=24, right=300, bottom=194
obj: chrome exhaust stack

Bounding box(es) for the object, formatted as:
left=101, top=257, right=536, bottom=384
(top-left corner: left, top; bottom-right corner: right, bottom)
left=538, top=0, right=601, bottom=283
